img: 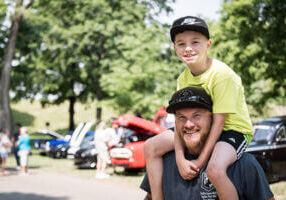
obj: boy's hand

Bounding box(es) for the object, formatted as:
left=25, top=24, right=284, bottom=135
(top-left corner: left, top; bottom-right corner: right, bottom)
left=177, top=158, right=199, bottom=180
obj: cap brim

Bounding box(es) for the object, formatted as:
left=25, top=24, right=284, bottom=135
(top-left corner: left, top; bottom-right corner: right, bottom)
left=171, top=25, right=209, bottom=42
left=166, top=101, right=211, bottom=113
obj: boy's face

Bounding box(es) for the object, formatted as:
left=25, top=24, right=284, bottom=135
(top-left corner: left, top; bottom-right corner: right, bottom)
left=173, top=31, right=211, bottom=67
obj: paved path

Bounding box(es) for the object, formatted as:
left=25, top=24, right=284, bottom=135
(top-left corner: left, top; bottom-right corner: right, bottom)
left=0, top=169, right=146, bottom=200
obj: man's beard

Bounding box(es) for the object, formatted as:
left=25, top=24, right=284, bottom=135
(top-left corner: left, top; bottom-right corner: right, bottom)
left=178, top=127, right=209, bottom=154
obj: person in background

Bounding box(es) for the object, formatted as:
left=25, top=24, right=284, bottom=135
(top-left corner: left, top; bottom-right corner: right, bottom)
left=17, top=127, right=31, bottom=175
left=11, top=123, right=21, bottom=169
left=0, top=128, right=12, bottom=176
left=107, top=122, right=124, bottom=147
left=94, top=121, right=111, bottom=179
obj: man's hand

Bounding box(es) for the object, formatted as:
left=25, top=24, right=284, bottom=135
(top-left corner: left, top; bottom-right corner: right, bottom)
left=177, top=158, right=200, bottom=180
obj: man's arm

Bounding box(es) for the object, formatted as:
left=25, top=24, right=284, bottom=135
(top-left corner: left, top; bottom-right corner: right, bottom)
left=144, top=130, right=174, bottom=200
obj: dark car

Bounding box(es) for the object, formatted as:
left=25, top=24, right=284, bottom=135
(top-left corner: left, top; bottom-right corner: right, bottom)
left=74, top=134, right=97, bottom=169
left=247, top=116, right=286, bottom=183
left=48, top=142, right=70, bottom=158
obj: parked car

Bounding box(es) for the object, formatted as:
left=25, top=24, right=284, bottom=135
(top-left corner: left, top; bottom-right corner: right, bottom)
left=50, top=130, right=94, bottom=159
left=74, top=134, right=97, bottom=169
left=247, top=116, right=286, bottom=183
left=110, top=114, right=167, bottom=172
left=67, top=122, right=94, bottom=159
left=40, top=122, right=94, bottom=159
left=47, top=141, right=70, bottom=158
left=33, top=130, right=70, bottom=156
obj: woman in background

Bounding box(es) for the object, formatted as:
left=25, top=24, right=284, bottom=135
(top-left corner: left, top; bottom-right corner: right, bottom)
left=17, top=127, right=31, bottom=175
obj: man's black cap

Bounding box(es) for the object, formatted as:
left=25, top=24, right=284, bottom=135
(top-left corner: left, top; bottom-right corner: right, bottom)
left=166, top=87, right=212, bottom=113
left=170, top=16, right=210, bottom=42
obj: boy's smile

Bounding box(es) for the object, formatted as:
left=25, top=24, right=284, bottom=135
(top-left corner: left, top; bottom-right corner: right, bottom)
left=174, top=31, right=211, bottom=75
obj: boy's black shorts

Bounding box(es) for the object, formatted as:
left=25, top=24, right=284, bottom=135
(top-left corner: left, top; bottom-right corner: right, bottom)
left=218, top=130, right=247, bottom=160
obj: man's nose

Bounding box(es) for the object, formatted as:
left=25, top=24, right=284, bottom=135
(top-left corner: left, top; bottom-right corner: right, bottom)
left=184, top=119, right=195, bottom=128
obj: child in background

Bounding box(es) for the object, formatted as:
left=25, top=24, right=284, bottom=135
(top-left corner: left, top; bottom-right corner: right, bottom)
left=0, top=128, right=12, bottom=176
left=144, top=16, right=253, bottom=200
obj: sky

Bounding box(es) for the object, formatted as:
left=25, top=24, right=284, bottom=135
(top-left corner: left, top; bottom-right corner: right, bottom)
left=158, top=0, right=223, bottom=24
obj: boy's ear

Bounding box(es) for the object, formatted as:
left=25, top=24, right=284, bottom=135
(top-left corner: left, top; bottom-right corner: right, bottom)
left=173, top=43, right=177, bottom=53
left=207, top=39, right=212, bottom=50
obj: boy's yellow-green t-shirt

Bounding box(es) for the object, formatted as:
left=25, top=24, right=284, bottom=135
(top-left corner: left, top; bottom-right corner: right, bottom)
left=177, top=59, right=253, bottom=142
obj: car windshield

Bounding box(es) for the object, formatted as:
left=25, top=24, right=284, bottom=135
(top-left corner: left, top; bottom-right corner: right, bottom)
left=253, top=125, right=275, bottom=142
left=80, top=135, right=94, bottom=148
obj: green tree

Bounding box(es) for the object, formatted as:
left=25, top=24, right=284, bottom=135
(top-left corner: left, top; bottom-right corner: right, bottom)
left=14, top=0, right=175, bottom=129
left=213, top=0, right=286, bottom=113
left=101, top=23, right=183, bottom=119
left=0, top=0, right=34, bottom=132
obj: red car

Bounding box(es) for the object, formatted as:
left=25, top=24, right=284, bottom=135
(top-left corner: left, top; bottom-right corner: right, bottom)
left=110, top=108, right=173, bottom=171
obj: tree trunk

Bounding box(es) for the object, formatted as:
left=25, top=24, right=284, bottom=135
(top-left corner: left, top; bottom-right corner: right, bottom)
left=0, top=9, right=22, bottom=133
left=68, top=96, right=76, bottom=131
left=0, top=0, right=34, bottom=133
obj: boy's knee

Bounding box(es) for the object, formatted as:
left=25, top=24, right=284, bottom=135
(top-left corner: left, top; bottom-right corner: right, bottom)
left=206, top=162, right=225, bottom=181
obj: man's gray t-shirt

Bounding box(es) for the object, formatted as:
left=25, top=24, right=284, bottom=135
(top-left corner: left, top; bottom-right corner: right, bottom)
left=140, top=152, right=273, bottom=200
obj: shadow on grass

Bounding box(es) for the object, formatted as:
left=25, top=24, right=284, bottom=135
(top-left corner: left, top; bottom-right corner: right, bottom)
left=0, top=193, right=69, bottom=200
left=12, top=109, right=35, bottom=127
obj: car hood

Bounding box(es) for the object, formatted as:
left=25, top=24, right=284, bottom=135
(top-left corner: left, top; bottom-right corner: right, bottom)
left=37, top=129, right=65, bottom=140
left=113, top=114, right=167, bottom=135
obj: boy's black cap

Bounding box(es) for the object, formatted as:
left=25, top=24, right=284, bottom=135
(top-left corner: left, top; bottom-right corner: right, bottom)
left=166, top=87, right=212, bottom=113
left=170, top=16, right=210, bottom=42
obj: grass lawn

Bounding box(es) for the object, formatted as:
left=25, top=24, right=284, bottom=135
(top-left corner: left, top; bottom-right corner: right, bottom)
left=11, top=99, right=117, bottom=135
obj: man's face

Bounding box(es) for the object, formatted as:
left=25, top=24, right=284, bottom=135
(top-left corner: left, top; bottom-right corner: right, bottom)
left=174, top=31, right=211, bottom=67
left=175, top=107, right=212, bottom=153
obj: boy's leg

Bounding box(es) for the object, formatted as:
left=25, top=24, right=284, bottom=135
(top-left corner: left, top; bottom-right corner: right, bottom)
left=144, top=129, right=174, bottom=200
left=207, top=131, right=247, bottom=200
left=207, top=142, right=238, bottom=200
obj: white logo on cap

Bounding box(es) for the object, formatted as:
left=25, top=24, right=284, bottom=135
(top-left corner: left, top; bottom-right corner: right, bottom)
left=182, top=18, right=200, bottom=25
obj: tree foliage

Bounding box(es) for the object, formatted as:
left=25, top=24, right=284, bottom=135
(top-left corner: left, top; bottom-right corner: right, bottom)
left=213, top=0, right=286, bottom=113
left=10, top=0, right=178, bottom=128
left=0, top=0, right=35, bottom=132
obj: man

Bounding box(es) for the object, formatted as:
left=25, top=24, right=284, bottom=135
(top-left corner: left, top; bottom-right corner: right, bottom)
left=141, top=87, right=274, bottom=200
left=11, top=123, right=21, bottom=169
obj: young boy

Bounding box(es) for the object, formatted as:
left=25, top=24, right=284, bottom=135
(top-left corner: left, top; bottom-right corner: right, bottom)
left=144, top=16, right=253, bottom=200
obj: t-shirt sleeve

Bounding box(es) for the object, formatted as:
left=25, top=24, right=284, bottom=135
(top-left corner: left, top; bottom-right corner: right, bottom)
left=140, top=174, right=151, bottom=194
left=242, top=154, right=274, bottom=200
left=212, top=77, right=240, bottom=114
